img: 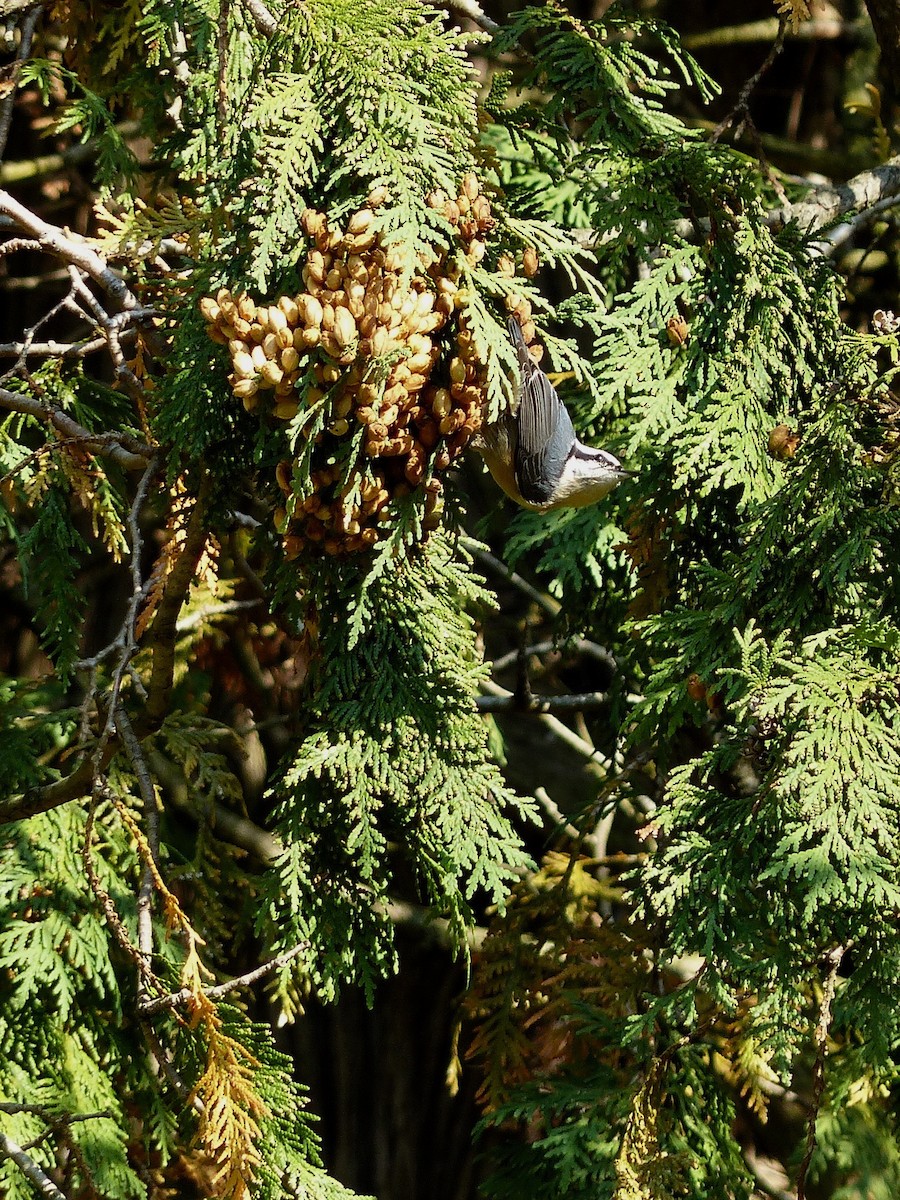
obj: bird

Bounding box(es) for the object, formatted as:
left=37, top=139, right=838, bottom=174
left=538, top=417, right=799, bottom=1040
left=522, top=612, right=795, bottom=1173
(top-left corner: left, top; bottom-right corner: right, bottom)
left=475, top=317, right=632, bottom=511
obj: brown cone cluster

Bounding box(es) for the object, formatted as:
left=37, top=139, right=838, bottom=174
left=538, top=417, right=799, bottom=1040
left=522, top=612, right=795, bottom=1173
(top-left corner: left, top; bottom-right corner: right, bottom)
left=201, top=175, right=541, bottom=555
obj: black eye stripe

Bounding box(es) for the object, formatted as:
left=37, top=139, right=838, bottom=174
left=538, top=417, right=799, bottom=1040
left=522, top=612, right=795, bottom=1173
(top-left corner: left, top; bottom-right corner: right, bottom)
left=571, top=445, right=622, bottom=468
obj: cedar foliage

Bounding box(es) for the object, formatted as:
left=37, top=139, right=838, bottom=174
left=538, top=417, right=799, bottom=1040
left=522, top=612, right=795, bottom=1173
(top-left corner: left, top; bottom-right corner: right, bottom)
left=0, top=1, right=899, bottom=1199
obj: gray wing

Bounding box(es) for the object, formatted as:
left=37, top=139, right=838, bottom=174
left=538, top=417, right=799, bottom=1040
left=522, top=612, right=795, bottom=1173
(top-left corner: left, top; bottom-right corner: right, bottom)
left=508, top=318, right=575, bottom=506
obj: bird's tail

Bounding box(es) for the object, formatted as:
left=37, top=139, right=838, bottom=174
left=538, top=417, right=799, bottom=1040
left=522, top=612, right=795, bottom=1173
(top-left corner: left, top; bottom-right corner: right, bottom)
left=507, top=315, right=533, bottom=378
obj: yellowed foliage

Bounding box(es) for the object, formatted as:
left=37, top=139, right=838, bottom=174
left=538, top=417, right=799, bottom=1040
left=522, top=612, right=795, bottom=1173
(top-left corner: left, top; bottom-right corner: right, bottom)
left=95, top=193, right=210, bottom=261
left=56, top=449, right=128, bottom=562
left=614, top=1062, right=683, bottom=1200
left=116, top=800, right=268, bottom=1200
left=775, top=0, right=813, bottom=33
left=465, top=852, right=652, bottom=1113
left=188, top=997, right=267, bottom=1200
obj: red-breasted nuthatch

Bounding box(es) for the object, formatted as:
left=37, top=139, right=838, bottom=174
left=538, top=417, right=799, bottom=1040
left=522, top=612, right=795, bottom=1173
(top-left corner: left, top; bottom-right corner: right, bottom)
left=476, top=318, right=632, bottom=511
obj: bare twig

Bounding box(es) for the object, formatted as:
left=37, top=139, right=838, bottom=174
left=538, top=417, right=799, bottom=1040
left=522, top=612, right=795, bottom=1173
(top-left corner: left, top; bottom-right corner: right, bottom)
left=1, top=119, right=141, bottom=185
left=476, top=690, right=608, bottom=712
left=96, top=459, right=159, bottom=755
left=744, top=1147, right=795, bottom=1200
left=479, top=678, right=612, bottom=771
left=710, top=18, right=788, bottom=145
left=140, top=1019, right=200, bottom=1108
left=381, top=899, right=487, bottom=951
left=81, top=782, right=154, bottom=981
left=444, top=0, right=498, bottom=33
left=64, top=266, right=148, bottom=394
left=533, top=785, right=580, bottom=840
left=149, top=747, right=281, bottom=863
left=161, top=21, right=191, bottom=129
left=80, top=460, right=160, bottom=990
left=4, top=459, right=157, bottom=826
left=139, top=941, right=308, bottom=1016
left=0, top=236, right=42, bottom=257
left=0, top=1106, right=110, bottom=1129
left=0, top=190, right=138, bottom=308
left=176, top=597, right=265, bottom=633
left=461, top=537, right=561, bottom=618
left=0, top=337, right=107, bottom=359
left=491, top=637, right=616, bottom=676
left=0, top=4, right=42, bottom=163
left=115, top=706, right=160, bottom=992
left=0, top=1130, right=67, bottom=1200
left=0, top=386, right=154, bottom=470
left=816, top=191, right=900, bottom=255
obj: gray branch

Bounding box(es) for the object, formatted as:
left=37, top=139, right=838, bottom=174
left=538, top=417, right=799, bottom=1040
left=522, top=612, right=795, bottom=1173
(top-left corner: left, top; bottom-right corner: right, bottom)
left=0, top=190, right=138, bottom=309
left=476, top=690, right=608, bottom=713
left=139, top=941, right=308, bottom=1016
left=490, top=637, right=616, bottom=676
left=0, top=387, right=154, bottom=470
left=0, top=4, right=42, bottom=163
left=460, top=537, right=561, bottom=618
left=0, top=337, right=107, bottom=359
left=782, top=155, right=900, bottom=232
left=445, top=0, right=498, bottom=33
left=0, top=1131, right=66, bottom=1200
left=244, top=0, right=277, bottom=36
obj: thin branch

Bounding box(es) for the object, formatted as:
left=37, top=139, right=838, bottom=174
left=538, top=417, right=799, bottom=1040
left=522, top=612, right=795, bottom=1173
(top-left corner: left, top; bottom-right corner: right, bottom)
left=176, top=597, right=265, bottom=633
left=491, top=637, right=617, bottom=676
left=149, top=747, right=281, bottom=863
left=139, top=1019, right=200, bottom=1109
left=81, top=783, right=154, bottom=981
left=710, top=17, right=788, bottom=145
left=3, top=459, right=158, bottom=826
left=0, top=386, right=154, bottom=470
left=0, top=1130, right=67, bottom=1200
left=461, top=537, right=561, bottom=618
left=97, top=459, right=159, bottom=755
left=818, top=191, right=900, bottom=255
left=534, top=785, right=580, bottom=840
left=139, top=941, right=309, bottom=1016
left=0, top=337, right=107, bottom=359
left=1, top=119, right=141, bottom=185
left=444, top=0, right=498, bottom=33
left=244, top=0, right=277, bottom=37
left=476, top=690, right=608, bottom=712
left=479, top=678, right=612, bottom=771
left=784, top=154, right=900, bottom=233
left=80, top=461, right=160, bottom=996
left=744, top=1147, right=796, bottom=1200
left=115, top=706, right=160, bottom=991
left=0, top=236, right=43, bottom=256
left=0, top=1106, right=109, bottom=1126
left=2, top=758, right=93, bottom=822
left=0, top=4, right=42, bottom=163
left=795, top=944, right=848, bottom=1200
left=381, top=899, right=487, bottom=951
left=0, top=190, right=138, bottom=309
left=64, top=266, right=147, bottom=395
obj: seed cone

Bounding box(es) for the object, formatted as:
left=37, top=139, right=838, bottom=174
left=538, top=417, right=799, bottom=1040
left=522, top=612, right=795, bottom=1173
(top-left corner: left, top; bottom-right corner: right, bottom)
left=203, top=178, right=541, bottom=555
